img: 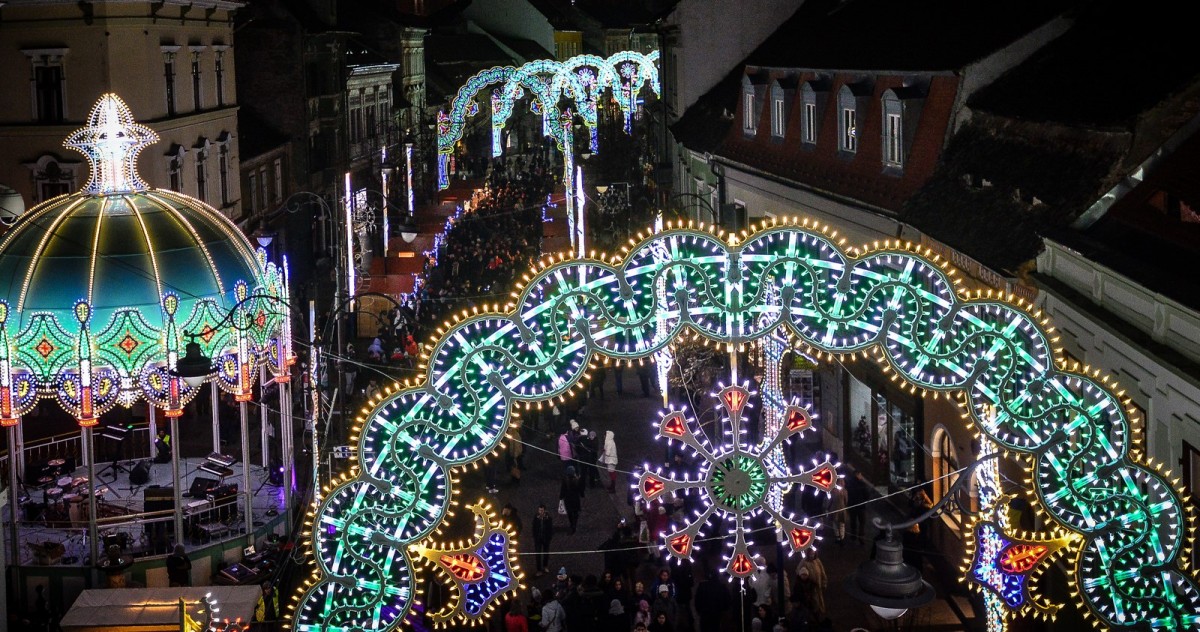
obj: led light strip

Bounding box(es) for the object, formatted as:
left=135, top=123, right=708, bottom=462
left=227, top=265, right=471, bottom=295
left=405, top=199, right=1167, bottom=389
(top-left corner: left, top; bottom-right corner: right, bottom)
left=293, top=220, right=1200, bottom=631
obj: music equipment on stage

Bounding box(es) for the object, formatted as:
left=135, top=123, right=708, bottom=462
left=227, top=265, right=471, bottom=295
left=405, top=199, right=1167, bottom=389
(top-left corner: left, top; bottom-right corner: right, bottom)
left=206, top=483, right=238, bottom=502
left=200, top=452, right=238, bottom=479
left=143, top=485, right=175, bottom=512
left=267, top=459, right=284, bottom=486
left=199, top=462, right=234, bottom=478
left=129, top=460, right=151, bottom=485
left=218, top=563, right=256, bottom=584
left=99, top=425, right=128, bottom=442
left=185, top=498, right=212, bottom=513
left=206, top=452, right=238, bottom=467
left=188, top=476, right=219, bottom=499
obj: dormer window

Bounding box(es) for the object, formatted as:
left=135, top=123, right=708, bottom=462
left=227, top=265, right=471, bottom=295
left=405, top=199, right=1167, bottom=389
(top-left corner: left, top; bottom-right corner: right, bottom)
left=803, top=89, right=818, bottom=145
left=880, top=85, right=926, bottom=175
left=838, top=84, right=857, bottom=154
left=742, top=73, right=768, bottom=138
left=768, top=78, right=795, bottom=141
left=882, top=90, right=904, bottom=169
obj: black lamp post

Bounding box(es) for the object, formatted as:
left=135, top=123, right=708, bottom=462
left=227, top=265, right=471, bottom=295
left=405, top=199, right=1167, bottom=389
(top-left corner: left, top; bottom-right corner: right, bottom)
left=843, top=453, right=1000, bottom=621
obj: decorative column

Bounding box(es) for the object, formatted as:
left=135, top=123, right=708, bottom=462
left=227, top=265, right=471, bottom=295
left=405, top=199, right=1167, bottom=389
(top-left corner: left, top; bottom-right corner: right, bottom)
left=260, top=366, right=270, bottom=468
left=84, top=427, right=98, bottom=568
left=240, top=399, right=253, bottom=542
left=211, top=384, right=221, bottom=454
left=162, top=407, right=183, bottom=545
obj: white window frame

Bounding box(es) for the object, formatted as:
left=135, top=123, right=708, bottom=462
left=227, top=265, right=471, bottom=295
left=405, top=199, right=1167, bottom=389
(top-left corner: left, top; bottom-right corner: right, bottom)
left=884, top=112, right=903, bottom=167
left=161, top=46, right=180, bottom=116
left=218, top=143, right=230, bottom=206
left=248, top=173, right=259, bottom=214
left=212, top=45, right=229, bottom=107
left=194, top=141, right=209, bottom=203
left=771, top=97, right=785, bottom=138
left=743, top=92, right=756, bottom=134
left=802, top=102, right=817, bottom=144
left=841, top=107, right=857, bottom=153
left=273, top=158, right=284, bottom=203
left=189, top=45, right=206, bottom=111
left=23, top=48, right=70, bottom=123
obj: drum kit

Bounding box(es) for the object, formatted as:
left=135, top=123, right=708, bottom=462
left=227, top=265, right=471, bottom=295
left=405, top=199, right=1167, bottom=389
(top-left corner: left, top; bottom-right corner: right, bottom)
left=26, top=458, right=110, bottom=523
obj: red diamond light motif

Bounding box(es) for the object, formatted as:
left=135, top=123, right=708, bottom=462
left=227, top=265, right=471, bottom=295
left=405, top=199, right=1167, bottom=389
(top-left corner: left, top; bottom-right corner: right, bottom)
left=669, top=533, right=692, bottom=557
left=35, top=337, right=55, bottom=359
left=785, top=407, right=810, bottom=432
left=255, top=310, right=266, bottom=328
left=810, top=465, right=835, bottom=491
left=118, top=333, right=139, bottom=355
left=641, top=474, right=666, bottom=500
left=721, top=386, right=747, bottom=414
left=661, top=412, right=687, bottom=438
left=200, top=324, right=216, bottom=343
left=728, top=552, right=755, bottom=577
left=789, top=527, right=814, bottom=550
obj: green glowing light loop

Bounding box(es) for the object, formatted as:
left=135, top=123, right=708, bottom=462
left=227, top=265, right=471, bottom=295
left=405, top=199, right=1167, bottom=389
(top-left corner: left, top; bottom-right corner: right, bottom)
left=296, top=226, right=1200, bottom=631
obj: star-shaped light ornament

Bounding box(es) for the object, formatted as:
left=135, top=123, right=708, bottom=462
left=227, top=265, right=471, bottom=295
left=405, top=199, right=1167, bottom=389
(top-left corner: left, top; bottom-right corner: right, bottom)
left=964, top=495, right=1074, bottom=622
left=64, top=93, right=158, bottom=195
left=408, top=502, right=522, bottom=628
left=637, top=383, right=841, bottom=579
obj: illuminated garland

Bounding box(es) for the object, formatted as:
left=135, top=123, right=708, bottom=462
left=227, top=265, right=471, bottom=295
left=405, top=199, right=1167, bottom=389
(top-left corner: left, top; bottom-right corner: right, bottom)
left=638, top=383, right=835, bottom=578
left=291, top=221, right=1200, bottom=631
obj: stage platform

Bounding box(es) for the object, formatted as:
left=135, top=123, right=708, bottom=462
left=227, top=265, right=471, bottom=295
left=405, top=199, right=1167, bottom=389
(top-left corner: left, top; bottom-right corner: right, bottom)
left=3, top=455, right=287, bottom=567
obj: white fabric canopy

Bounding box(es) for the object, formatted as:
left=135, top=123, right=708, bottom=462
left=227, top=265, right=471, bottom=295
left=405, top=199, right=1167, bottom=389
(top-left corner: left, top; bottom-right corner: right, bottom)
left=60, top=586, right=261, bottom=632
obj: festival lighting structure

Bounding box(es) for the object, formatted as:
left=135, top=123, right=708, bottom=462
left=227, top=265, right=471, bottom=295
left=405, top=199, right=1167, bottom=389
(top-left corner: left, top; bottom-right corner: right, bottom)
left=636, top=383, right=836, bottom=579
left=290, top=220, right=1200, bottom=632
left=0, top=94, right=290, bottom=426
left=409, top=502, right=522, bottom=628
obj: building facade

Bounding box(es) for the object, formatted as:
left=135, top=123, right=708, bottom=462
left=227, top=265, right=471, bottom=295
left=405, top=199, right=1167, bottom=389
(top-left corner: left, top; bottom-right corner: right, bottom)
left=0, top=0, right=243, bottom=221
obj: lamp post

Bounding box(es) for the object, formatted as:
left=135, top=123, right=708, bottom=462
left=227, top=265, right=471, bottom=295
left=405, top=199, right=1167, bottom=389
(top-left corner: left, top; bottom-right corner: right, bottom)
left=844, top=452, right=1002, bottom=621
left=670, top=191, right=718, bottom=225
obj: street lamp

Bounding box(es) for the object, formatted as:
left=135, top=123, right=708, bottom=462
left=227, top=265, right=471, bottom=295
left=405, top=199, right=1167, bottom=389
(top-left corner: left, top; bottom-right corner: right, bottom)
left=671, top=191, right=718, bottom=225
left=844, top=452, right=1001, bottom=620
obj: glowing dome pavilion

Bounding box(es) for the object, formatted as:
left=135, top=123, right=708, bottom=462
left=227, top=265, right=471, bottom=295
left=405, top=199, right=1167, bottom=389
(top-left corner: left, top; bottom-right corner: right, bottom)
left=0, top=94, right=290, bottom=425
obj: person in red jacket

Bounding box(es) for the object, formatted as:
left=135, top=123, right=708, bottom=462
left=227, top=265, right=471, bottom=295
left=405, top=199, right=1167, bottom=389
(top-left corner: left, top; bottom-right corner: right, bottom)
left=504, top=601, right=529, bottom=632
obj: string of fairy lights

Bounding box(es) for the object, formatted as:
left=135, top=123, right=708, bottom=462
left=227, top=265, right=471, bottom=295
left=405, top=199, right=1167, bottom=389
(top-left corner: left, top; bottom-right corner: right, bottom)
left=291, top=221, right=1200, bottom=631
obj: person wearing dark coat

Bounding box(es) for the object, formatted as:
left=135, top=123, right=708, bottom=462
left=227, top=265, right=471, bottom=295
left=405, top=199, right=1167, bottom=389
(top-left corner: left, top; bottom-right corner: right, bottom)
left=559, top=467, right=585, bottom=534
left=694, top=571, right=732, bottom=632
left=532, top=504, right=554, bottom=575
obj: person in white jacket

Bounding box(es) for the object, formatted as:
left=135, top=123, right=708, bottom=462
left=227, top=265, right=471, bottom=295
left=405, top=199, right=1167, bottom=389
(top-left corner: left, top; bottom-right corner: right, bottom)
left=600, top=430, right=618, bottom=492
left=540, top=592, right=567, bottom=632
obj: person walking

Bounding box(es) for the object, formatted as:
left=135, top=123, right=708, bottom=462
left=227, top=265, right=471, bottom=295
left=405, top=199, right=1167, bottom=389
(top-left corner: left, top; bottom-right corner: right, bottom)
left=504, top=600, right=529, bottom=632
left=558, top=423, right=576, bottom=472
left=694, top=570, right=731, bottom=632
left=532, top=504, right=554, bottom=575
left=600, top=430, right=618, bottom=492
left=798, top=550, right=828, bottom=620
left=559, top=466, right=585, bottom=534
left=829, top=481, right=848, bottom=545
left=846, top=471, right=869, bottom=545
left=501, top=503, right=523, bottom=537
left=166, top=544, right=191, bottom=587
left=539, top=591, right=567, bottom=632
left=577, top=429, right=599, bottom=488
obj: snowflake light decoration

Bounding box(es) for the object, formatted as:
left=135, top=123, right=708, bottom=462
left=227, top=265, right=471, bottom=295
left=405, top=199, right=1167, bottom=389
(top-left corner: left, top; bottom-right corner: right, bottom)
left=637, top=382, right=840, bottom=579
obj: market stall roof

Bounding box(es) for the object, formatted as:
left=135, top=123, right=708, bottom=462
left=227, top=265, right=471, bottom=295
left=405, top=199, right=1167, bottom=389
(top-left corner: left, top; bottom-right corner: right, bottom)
left=60, top=586, right=260, bottom=632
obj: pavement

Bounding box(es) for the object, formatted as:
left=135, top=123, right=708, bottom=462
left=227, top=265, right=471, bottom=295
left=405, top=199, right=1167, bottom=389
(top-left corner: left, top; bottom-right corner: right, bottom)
left=452, top=370, right=979, bottom=631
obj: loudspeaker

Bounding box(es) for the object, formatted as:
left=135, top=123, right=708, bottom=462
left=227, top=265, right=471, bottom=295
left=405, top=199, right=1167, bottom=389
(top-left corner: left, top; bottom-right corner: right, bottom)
left=267, top=459, right=284, bottom=486
left=189, top=476, right=218, bottom=499
left=129, top=460, right=151, bottom=485
left=143, top=486, right=176, bottom=543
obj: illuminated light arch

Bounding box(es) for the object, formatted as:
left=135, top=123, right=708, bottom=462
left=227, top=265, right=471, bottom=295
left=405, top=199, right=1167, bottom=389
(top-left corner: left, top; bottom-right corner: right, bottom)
left=436, top=50, right=661, bottom=178
left=290, top=219, right=1200, bottom=631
